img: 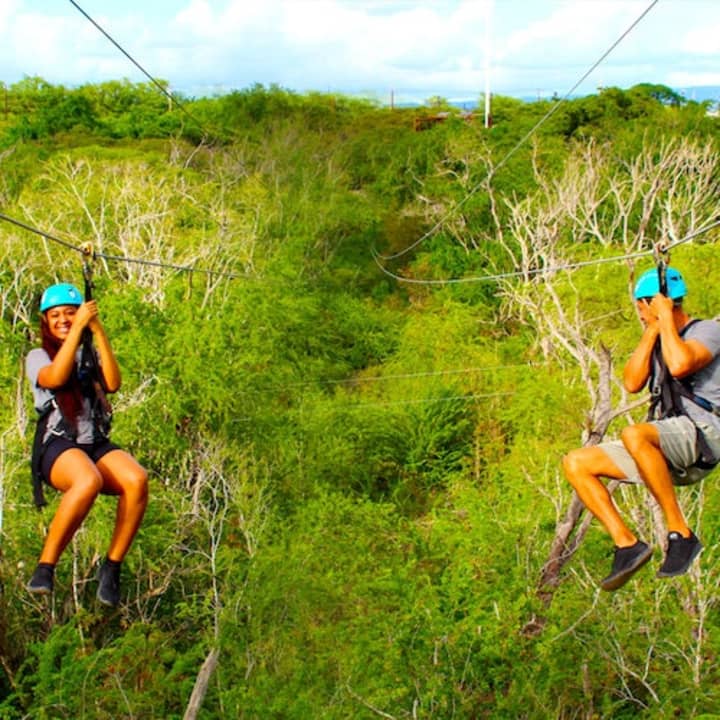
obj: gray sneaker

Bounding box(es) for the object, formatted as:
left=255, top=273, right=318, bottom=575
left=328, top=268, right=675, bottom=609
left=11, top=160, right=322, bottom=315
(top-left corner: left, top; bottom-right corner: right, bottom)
left=600, top=541, right=653, bottom=591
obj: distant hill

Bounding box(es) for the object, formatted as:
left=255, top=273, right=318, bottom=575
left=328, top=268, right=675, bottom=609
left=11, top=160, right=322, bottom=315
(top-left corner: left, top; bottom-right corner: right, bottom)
left=676, top=86, right=720, bottom=103
left=391, top=86, right=720, bottom=110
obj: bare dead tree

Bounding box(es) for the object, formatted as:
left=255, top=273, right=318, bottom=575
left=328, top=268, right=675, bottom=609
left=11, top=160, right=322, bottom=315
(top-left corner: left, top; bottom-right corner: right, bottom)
left=0, top=233, right=42, bottom=329
left=178, top=438, right=270, bottom=719
left=16, top=153, right=261, bottom=308
left=529, top=134, right=720, bottom=255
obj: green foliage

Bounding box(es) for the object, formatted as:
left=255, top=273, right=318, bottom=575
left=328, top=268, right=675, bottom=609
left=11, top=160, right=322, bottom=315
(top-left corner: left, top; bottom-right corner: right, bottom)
left=1, top=78, right=720, bottom=718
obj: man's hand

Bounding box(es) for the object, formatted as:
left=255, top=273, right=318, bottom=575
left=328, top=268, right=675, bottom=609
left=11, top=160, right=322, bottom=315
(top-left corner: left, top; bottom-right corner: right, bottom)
left=649, top=293, right=675, bottom=324
left=637, top=298, right=659, bottom=328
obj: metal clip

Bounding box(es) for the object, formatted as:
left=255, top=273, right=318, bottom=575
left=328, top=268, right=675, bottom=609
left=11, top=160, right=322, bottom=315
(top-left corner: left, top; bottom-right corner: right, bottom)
left=81, top=243, right=95, bottom=301
left=653, top=240, right=670, bottom=265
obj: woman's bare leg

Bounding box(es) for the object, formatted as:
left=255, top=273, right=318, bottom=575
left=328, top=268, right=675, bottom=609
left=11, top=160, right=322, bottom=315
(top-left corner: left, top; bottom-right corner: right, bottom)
left=96, top=450, right=149, bottom=562
left=40, top=449, right=103, bottom=564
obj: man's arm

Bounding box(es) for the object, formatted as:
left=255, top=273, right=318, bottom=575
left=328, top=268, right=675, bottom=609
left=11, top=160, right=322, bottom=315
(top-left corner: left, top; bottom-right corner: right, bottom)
left=653, top=295, right=713, bottom=378
left=623, top=301, right=660, bottom=393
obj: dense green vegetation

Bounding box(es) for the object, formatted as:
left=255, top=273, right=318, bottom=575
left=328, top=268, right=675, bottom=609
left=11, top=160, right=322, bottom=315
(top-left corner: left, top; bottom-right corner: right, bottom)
left=1, top=77, right=720, bottom=718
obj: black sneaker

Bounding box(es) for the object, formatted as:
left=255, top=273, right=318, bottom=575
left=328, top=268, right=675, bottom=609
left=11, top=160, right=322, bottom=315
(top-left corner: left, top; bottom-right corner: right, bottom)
left=27, top=563, right=55, bottom=595
left=600, top=541, right=653, bottom=591
left=657, top=531, right=703, bottom=577
left=96, top=559, right=121, bottom=607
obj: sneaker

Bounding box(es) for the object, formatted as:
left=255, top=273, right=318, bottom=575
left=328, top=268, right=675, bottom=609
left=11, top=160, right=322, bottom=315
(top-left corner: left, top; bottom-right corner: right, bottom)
left=27, top=563, right=55, bottom=595
left=600, top=541, right=653, bottom=591
left=96, top=559, right=121, bottom=607
left=657, top=531, right=703, bottom=577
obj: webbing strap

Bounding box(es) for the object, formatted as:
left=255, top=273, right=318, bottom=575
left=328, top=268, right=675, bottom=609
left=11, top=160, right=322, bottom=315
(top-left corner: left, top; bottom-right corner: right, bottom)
left=30, top=400, right=78, bottom=508
left=30, top=409, right=50, bottom=508
left=80, top=258, right=113, bottom=440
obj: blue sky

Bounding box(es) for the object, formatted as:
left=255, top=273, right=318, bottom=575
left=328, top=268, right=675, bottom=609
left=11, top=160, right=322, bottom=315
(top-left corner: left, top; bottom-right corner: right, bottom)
left=1, top=1, right=719, bottom=104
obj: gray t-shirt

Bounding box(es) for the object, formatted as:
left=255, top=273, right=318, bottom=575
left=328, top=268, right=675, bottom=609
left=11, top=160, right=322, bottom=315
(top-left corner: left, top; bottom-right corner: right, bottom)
left=26, top=348, right=95, bottom=444
left=651, top=319, right=720, bottom=434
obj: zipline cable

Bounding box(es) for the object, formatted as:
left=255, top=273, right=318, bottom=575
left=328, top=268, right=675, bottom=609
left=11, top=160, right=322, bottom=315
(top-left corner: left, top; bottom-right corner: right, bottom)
left=67, top=0, right=218, bottom=142
left=0, top=210, right=539, bottom=407
left=375, top=0, right=660, bottom=264
left=373, top=217, right=720, bottom=286
left=6, top=208, right=717, bottom=289
left=664, top=219, right=720, bottom=252
left=239, top=361, right=549, bottom=394
left=0, top=211, right=249, bottom=281
left=348, top=390, right=514, bottom=409
left=67, top=0, right=665, bottom=288
left=0, top=211, right=81, bottom=254
left=232, top=390, right=516, bottom=420
left=95, top=250, right=248, bottom=280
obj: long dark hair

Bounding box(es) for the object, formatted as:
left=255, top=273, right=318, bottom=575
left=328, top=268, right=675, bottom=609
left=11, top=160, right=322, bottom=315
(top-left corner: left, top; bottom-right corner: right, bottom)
left=40, top=317, right=84, bottom=425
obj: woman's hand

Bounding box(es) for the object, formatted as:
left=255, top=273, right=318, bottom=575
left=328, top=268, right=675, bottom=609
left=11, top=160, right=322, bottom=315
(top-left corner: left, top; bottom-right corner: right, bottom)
left=75, top=300, right=100, bottom=332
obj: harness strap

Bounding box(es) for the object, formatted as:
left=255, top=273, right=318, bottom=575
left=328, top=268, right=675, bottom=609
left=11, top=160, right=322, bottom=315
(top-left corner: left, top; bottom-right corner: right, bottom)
left=30, top=406, right=51, bottom=508
left=29, top=400, right=76, bottom=508
left=80, top=257, right=113, bottom=440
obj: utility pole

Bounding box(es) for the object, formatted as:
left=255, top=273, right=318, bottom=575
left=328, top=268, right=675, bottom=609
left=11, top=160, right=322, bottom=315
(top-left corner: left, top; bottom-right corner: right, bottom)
left=484, top=0, right=493, bottom=128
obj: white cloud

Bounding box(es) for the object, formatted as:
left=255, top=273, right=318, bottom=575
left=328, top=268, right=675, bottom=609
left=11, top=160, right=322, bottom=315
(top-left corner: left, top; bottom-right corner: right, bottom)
left=175, top=1, right=217, bottom=37
left=679, top=24, right=720, bottom=55
left=0, top=0, right=20, bottom=30
left=1, top=0, right=719, bottom=100
left=668, top=71, right=720, bottom=88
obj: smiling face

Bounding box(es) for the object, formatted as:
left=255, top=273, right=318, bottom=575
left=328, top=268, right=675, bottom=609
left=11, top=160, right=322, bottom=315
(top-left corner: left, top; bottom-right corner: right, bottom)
left=43, top=304, right=79, bottom=342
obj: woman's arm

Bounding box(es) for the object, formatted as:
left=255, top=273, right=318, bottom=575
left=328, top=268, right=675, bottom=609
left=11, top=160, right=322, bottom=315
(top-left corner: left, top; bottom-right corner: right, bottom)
left=37, top=302, right=94, bottom=389
left=89, top=313, right=122, bottom=393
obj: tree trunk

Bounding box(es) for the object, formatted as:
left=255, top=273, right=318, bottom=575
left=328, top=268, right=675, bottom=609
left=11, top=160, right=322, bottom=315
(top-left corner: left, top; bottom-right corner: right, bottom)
left=183, top=647, right=220, bottom=720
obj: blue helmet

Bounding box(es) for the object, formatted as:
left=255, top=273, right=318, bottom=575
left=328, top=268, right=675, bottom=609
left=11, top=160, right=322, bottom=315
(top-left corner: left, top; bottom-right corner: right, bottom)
left=40, top=283, right=83, bottom=313
left=633, top=267, right=687, bottom=301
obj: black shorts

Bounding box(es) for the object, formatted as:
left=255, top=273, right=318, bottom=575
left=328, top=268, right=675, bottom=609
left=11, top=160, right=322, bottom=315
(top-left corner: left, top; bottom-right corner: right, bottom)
left=41, top=436, right=121, bottom=485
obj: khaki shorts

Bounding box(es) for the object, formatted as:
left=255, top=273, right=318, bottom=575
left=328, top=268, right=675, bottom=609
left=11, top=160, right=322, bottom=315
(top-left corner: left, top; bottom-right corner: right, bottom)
left=600, top=415, right=720, bottom=486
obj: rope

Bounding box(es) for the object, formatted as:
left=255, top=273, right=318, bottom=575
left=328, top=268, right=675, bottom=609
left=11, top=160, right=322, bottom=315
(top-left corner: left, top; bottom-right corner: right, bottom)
left=374, top=247, right=649, bottom=286
left=96, top=251, right=248, bottom=280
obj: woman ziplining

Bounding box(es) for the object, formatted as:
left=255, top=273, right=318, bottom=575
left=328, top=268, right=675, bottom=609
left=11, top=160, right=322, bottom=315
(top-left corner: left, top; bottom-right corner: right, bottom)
left=25, top=280, right=148, bottom=607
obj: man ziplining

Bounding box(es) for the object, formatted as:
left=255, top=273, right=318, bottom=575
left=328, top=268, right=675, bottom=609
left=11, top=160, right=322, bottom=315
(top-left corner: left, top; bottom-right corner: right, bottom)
left=563, top=266, right=720, bottom=591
